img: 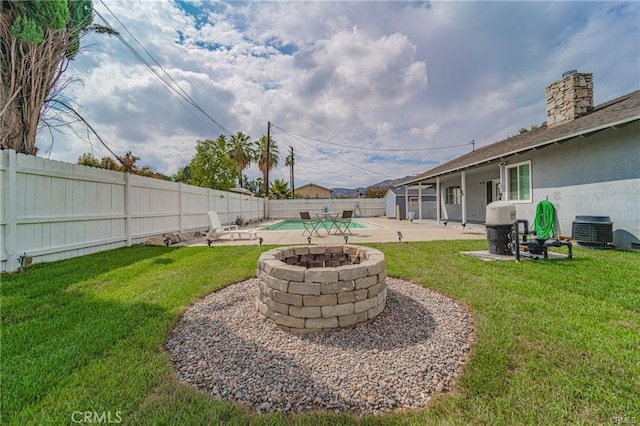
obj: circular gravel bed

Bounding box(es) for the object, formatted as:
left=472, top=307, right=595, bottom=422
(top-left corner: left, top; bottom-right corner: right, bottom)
left=166, top=277, right=474, bottom=416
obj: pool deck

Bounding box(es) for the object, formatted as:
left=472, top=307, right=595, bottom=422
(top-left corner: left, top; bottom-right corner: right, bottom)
left=180, top=218, right=487, bottom=247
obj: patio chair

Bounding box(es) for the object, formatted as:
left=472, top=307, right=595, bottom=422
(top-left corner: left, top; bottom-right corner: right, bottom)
left=205, top=211, right=257, bottom=245
left=300, top=211, right=321, bottom=237
left=335, top=210, right=353, bottom=234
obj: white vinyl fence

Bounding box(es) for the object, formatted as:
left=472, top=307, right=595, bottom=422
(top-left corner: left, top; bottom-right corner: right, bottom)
left=268, top=198, right=385, bottom=219
left=0, top=149, right=264, bottom=272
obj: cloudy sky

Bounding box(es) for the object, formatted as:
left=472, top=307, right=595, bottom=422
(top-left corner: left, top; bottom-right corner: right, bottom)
left=40, top=0, right=640, bottom=189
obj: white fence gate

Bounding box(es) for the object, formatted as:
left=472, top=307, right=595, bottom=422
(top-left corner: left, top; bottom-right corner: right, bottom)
left=407, top=200, right=438, bottom=220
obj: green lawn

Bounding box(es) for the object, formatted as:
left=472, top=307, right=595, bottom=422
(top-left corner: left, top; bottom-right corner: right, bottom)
left=1, top=241, right=638, bottom=425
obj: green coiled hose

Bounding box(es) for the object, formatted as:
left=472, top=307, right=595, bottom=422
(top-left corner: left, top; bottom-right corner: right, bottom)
left=533, top=200, right=556, bottom=239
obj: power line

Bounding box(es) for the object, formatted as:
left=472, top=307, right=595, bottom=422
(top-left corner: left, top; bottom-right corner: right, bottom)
left=279, top=164, right=364, bottom=188
left=270, top=126, right=396, bottom=179
left=273, top=166, right=288, bottom=180
left=270, top=124, right=474, bottom=183
left=46, top=98, right=125, bottom=166
left=293, top=162, right=358, bottom=180
left=95, top=3, right=233, bottom=136
left=98, top=1, right=194, bottom=102
left=271, top=123, right=474, bottom=152
left=93, top=9, right=218, bottom=135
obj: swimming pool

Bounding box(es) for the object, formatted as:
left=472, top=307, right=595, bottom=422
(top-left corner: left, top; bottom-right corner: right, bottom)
left=262, top=219, right=369, bottom=231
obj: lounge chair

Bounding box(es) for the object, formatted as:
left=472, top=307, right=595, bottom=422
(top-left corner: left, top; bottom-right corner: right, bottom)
left=300, top=211, right=321, bottom=236
left=335, top=210, right=353, bottom=234
left=205, top=211, right=257, bottom=245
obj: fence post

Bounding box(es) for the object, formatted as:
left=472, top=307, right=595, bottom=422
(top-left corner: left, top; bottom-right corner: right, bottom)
left=178, top=183, right=184, bottom=232
left=5, top=150, right=18, bottom=272
left=419, top=183, right=423, bottom=222
left=125, top=172, right=132, bottom=246
left=436, top=177, right=441, bottom=223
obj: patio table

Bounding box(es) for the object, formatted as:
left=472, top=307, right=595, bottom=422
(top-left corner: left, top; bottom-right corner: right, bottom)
left=316, top=211, right=341, bottom=234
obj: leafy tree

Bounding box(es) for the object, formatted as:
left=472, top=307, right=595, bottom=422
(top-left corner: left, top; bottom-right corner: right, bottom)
left=364, top=186, right=388, bottom=198
left=172, top=165, right=191, bottom=183
left=269, top=178, right=291, bottom=199
left=188, top=137, right=236, bottom=190
left=226, top=131, right=254, bottom=188
left=77, top=152, right=100, bottom=167
left=254, top=135, right=279, bottom=197
left=519, top=124, right=541, bottom=134
left=1, top=0, right=114, bottom=154
left=135, top=165, right=168, bottom=180
left=77, top=151, right=166, bottom=179
left=99, top=156, right=123, bottom=171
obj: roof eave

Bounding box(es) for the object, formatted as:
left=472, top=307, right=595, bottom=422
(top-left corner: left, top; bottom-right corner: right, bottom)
left=397, top=114, right=640, bottom=186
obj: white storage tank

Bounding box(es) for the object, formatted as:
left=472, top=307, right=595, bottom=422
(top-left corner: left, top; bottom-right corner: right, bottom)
left=485, top=201, right=516, bottom=255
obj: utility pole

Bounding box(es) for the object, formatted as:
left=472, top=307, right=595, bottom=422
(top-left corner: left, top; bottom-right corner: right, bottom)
left=288, top=146, right=295, bottom=197
left=471, top=139, right=475, bottom=151
left=265, top=121, right=270, bottom=199
left=264, top=121, right=270, bottom=218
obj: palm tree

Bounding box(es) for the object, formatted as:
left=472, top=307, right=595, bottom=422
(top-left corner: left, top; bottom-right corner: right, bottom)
left=226, top=131, right=254, bottom=188
left=254, top=135, right=279, bottom=197
left=121, top=151, right=140, bottom=172
left=285, top=147, right=295, bottom=197
left=269, top=179, right=291, bottom=199
left=245, top=176, right=262, bottom=197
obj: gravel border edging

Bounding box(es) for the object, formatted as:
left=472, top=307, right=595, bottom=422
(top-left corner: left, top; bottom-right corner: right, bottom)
left=165, top=277, right=474, bottom=416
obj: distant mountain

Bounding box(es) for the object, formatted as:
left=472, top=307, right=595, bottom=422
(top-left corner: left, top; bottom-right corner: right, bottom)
left=368, top=176, right=416, bottom=188
left=330, top=187, right=366, bottom=198
left=331, top=175, right=416, bottom=198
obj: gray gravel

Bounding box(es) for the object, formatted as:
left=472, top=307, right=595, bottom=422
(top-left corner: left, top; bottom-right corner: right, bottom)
left=165, top=277, right=474, bottom=416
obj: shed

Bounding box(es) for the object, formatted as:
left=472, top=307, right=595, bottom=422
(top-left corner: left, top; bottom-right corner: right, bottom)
left=385, top=186, right=436, bottom=220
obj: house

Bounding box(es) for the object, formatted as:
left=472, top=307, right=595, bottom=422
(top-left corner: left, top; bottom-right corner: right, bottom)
left=384, top=187, right=436, bottom=220
left=399, top=72, right=640, bottom=250
left=295, top=183, right=333, bottom=199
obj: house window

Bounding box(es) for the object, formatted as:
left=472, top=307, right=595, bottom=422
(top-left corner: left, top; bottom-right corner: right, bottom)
left=445, top=186, right=461, bottom=205
left=507, top=161, right=531, bottom=202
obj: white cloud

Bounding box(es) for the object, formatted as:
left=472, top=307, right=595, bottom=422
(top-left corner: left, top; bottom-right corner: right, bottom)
left=38, top=0, right=639, bottom=189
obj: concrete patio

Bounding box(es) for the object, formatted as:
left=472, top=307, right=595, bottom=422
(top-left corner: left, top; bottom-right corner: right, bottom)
left=181, top=218, right=488, bottom=247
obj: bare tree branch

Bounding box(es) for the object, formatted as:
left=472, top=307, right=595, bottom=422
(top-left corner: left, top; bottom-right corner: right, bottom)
left=0, top=86, right=21, bottom=118
left=45, top=98, right=125, bottom=168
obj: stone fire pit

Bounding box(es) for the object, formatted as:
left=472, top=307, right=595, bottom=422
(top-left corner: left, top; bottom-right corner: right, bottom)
left=256, top=245, right=386, bottom=332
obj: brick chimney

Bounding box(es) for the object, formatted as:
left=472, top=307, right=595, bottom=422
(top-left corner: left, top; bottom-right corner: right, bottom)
left=545, top=71, right=594, bottom=127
